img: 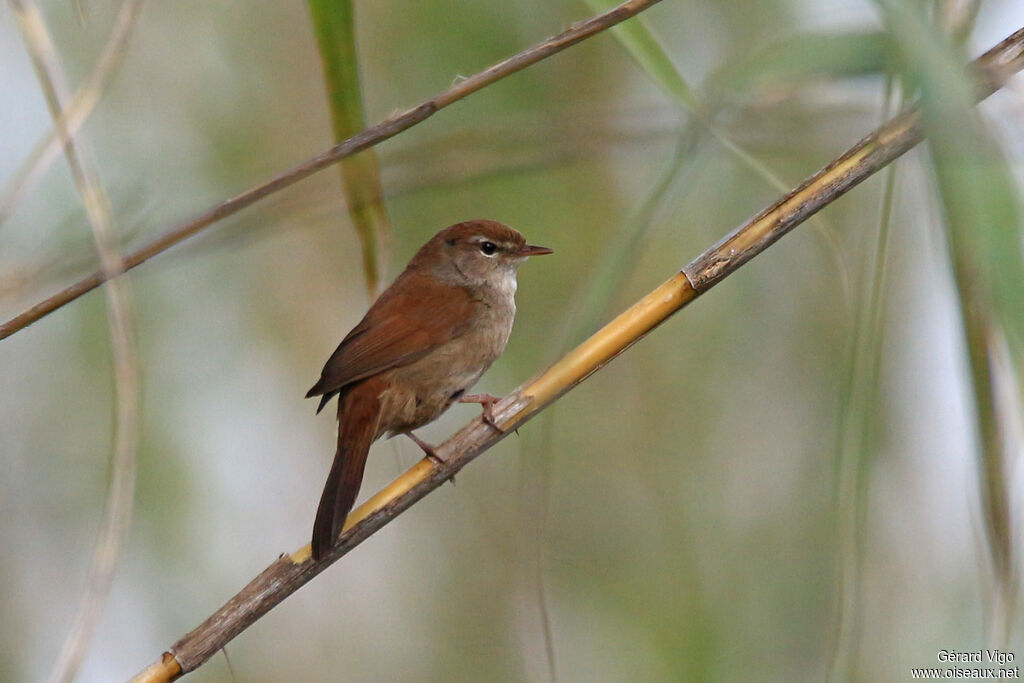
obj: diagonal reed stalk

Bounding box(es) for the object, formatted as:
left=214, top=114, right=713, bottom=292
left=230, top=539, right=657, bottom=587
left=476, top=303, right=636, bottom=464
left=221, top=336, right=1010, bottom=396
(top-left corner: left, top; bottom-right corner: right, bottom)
left=585, top=0, right=853, bottom=303
left=0, top=0, right=665, bottom=341
left=126, top=25, right=1024, bottom=683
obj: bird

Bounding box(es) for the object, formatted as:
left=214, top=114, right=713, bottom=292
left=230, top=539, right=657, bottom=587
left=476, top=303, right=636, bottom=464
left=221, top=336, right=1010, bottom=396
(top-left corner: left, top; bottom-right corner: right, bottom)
left=306, top=219, right=552, bottom=560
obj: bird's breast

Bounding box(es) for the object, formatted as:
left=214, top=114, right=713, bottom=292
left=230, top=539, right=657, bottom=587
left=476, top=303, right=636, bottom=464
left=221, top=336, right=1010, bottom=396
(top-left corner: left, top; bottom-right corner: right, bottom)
left=377, top=298, right=515, bottom=436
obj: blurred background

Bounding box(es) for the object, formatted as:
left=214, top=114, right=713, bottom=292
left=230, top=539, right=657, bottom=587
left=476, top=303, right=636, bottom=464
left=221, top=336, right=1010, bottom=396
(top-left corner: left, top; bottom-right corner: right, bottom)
left=2, top=0, right=1024, bottom=681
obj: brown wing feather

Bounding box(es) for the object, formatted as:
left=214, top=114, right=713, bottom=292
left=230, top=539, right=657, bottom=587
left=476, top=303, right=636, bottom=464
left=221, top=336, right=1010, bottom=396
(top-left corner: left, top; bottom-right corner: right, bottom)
left=306, top=270, right=478, bottom=410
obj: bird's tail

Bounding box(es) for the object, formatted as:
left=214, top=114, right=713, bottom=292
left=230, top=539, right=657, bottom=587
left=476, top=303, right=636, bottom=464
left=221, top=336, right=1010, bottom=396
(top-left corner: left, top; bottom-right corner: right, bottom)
left=311, top=380, right=382, bottom=561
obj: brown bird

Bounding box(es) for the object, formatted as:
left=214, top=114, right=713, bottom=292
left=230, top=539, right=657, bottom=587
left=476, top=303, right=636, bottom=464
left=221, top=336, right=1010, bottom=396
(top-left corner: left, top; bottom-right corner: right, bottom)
left=306, top=219, right=552, bottom=560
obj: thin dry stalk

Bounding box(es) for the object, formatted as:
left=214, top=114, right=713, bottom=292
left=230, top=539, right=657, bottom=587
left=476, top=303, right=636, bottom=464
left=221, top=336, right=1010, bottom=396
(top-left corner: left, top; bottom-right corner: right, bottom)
left=0, top=0, right=143, bottom=228
left=8, top=2, right=143, bottom=682
left=826, top=76, right=904, bottom=683
left=957, top=274, right=1018, bottom=645
left=127, top=25, right=1024, bottom=683
left=0, top=109, right=678, bottom=303
left=0, top=0, right=665, bottom=341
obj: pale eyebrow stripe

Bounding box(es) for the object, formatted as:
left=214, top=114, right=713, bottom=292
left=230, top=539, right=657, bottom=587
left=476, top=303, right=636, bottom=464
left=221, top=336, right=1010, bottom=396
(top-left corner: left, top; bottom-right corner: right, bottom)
left=468, top=235, right=515, bottom=249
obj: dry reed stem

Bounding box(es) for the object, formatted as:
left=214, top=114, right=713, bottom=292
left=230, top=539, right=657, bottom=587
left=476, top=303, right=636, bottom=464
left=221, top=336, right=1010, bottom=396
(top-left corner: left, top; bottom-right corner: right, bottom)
left=7, top=1, right=144, bottom=682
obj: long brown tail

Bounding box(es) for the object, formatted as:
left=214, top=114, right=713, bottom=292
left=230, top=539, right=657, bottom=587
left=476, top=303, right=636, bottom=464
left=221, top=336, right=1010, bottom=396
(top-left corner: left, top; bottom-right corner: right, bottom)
left=311, top=380, right=382, bottom=561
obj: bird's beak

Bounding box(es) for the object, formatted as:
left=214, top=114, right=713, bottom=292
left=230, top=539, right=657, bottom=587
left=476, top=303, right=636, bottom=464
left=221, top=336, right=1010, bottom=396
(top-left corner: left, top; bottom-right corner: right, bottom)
left=517, top=244, right=554, bottom=257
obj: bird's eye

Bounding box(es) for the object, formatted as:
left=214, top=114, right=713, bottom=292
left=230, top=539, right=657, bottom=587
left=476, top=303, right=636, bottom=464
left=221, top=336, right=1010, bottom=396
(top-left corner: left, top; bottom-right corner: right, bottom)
left=480, top=241, right=498, bottom=256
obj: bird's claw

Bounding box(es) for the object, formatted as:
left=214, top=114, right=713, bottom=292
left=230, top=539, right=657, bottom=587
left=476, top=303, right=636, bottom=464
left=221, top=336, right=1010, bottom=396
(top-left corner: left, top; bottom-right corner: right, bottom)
left=459, top=393, right=504, bottom=433
left=405, top=432, right=456, bottom=485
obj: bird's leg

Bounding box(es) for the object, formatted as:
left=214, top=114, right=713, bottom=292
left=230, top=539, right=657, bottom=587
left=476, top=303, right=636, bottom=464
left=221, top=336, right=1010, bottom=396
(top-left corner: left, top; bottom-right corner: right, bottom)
left=405, top=432, right=455, bottom=485
left=459, top=393, right=503, bottom=432
left=406, top=431, right=442, bottom=462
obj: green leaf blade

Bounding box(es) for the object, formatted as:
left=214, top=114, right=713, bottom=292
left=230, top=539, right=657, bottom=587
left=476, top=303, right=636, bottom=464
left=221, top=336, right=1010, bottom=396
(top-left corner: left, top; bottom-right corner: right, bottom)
left=307, top=0, right=390, bottom=298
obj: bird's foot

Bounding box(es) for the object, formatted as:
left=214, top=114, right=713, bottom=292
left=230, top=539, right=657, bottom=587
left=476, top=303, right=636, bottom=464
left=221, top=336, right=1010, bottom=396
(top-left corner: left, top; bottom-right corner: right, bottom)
left=405, top=432, right=455, bottom=485
left=459, top=393, right=504, bottom=432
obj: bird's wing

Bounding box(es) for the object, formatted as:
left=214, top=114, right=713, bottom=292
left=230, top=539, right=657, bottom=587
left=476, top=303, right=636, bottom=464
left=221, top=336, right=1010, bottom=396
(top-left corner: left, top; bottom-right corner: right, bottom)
left=306, top=271, right=478, bottom=408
